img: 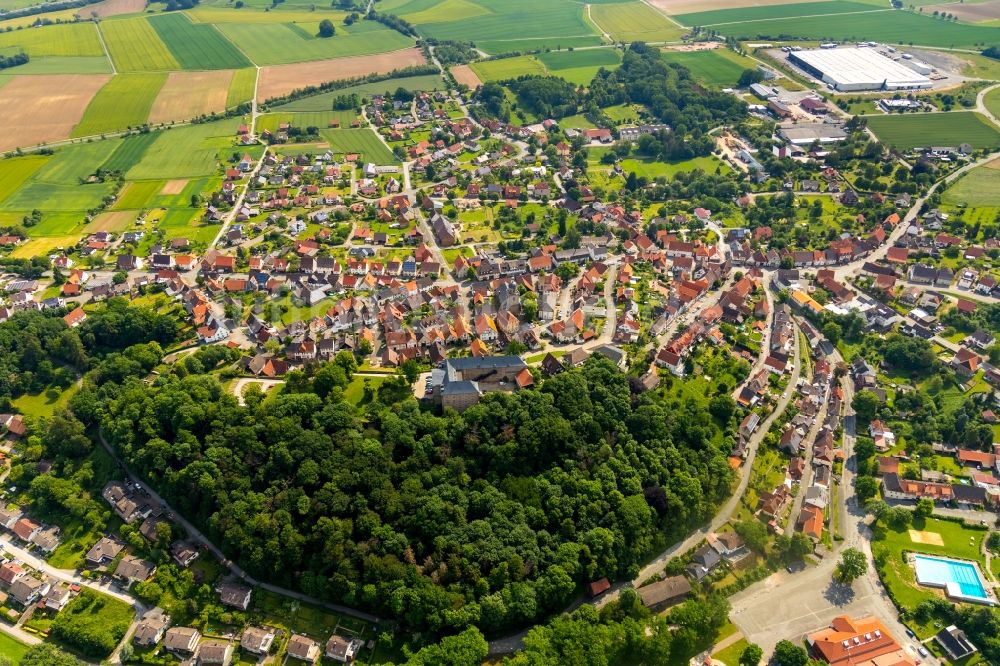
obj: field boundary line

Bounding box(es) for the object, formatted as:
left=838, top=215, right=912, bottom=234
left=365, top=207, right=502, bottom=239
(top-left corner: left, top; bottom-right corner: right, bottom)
left=95, top=21, right=117, bottom=74
left=187, top=9, right=259, bottom=68
left=639, top=0, right=687, bottom=30
left=585, top=4, right=613, bottom=42
left=699, top=7, right=890, bottom=27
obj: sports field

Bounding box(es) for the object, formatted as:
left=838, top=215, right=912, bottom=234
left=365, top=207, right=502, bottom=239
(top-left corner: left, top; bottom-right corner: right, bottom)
left=148, top=70, right=235, bottom=124
left=72, top=73, right=167, bottom=137
left=0, top=74, right=111, bottom=152
left=942, top=159, right=1000, bottom=207
left=256, top=48, right=426, bottom=101
left=274, top=73, right=445, bottom=111
left=227, top=68, right=257, bottom=107
left=100, top=16, right=181, bottom=72
left=0, top=22, right=104, bottom=57
left=661, top=48, right=759, bottom=88
left=148, top=13, right=252, bottom=70
left=590, top=2, right=685, bottom=42
left=866, top=112, right=1000, bottom=150
left=694, top=7, right=1000, bottom=48
left=216, top=20, right=414, bottom=65
left=320, top=129, right=397, bottom=163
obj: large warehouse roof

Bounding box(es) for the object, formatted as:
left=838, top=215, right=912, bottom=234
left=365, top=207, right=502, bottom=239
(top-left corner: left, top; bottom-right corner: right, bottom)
left=790, top=47, right=931, bottom=91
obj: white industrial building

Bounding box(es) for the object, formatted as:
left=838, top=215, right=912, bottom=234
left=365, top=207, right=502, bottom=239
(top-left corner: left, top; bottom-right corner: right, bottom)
left=788, top=47, right=932, bottom=92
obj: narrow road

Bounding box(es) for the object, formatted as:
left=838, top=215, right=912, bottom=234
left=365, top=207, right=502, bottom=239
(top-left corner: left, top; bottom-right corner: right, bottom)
left=95, top=22, right=116, bottom=75
left=95, top=430, right=380, bottom=624
left=975, top=82, right=1000, bottom=127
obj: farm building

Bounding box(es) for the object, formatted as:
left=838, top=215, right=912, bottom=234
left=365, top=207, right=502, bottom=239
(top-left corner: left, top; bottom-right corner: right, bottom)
left=788, top=48, right=932, bottom=92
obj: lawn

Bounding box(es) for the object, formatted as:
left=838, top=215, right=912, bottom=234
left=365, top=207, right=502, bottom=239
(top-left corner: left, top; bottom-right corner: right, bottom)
left=72, top=73, right=168, bottom=137
left=942, top=161, right=1000, bottom=207
left=661, top=48, right=760, bottom=89
left=227, top=67, right=257, bottom=107
left=148, top=13, right=252, bottom=70
left=0, top=22, right=105, bottom=57
left=274, top=74, right=445, bottom=111
left=46, top=516, right=106, bottom=569
left=698, top=8, right=1000, bottom=49
left=344, top=374, right=388, bottom=405
left=51, top=588, right=134, bottom=659
left=99, top=16, right=181, bottom=72
left=320, top=128, right=396, bottom=163
left=12, top=385, right=76, bottom=418
left=713, top=637, right=750, bottom=666
left=590, top=1, right=685, bottom=42
left=216, top=20, right=414, bottom=65
left=0, top=633, right=30, bottom=664
left=470, top=55, right=547, bottom=82
left=866, top=112, right=1000, bottom=151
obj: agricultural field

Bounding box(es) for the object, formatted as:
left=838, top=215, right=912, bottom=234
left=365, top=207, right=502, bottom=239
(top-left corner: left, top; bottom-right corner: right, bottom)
left=676, top=0, right=878, bottom=26
left=984, top=85, right=1000, bottom=120
left=647, top=0, right=836, bottom=16
left=227, top=67, right=257, bottom=107
left=84, top=0, right=147, bottom=18
left=661, top=47, right=759, bottom=88
left=0, top=74, right=111, bottom=152
left=113, top=179, right=165, bottom=210
left=450, top=64, right=481, bottom=88
left=399, top=0, right=491, bottom=24
left=100, top=132, right=160, bottom=173
left=320, top=128, right=397, bottom=163
left=125, top=118, right=240, bottom=180
left=410, top=0, right=603, bottom=54
left=148, top=13, right=252, bottom=70
left=148, top=70, right=235, bottom=124
left=866, top=111, right=1000, bottom=150
left=0, top=21, right=104, bottom=56
left=216, top=20, right=414, bottom=65
left=274, top=73, right=445, bottom=111
left=470, top=55, right=547, bottom=82
left=0, top=56, right=112, bottom=75
left=697, top=8, right=1000, bottom=48
left=72, top=73, right=167, bottom=137
left=941, top=159, right=1000, bottom=207
left=590, top=2, right=685, bottom=42
left=256, top=47, right=427, bottom=101
left=100, top=16, right=181, bottom=72
left=0, top=154, right=49, bottom=203
left=618, top=155, right=730, bottom=179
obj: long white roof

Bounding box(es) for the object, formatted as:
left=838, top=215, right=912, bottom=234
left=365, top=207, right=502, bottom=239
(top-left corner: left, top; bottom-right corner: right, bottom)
left=793, top=47, right=931, bottom=87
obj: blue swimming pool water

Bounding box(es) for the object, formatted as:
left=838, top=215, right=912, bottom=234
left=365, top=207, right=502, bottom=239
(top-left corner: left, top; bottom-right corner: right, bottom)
left=913, top=555, right=989, bottom=599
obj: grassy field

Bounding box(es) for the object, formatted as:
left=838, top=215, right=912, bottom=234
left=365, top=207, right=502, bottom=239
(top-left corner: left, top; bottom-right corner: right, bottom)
left=273, top=74, right=445, bottom=111
left=677, top=0, right=880, bottom=26
left=52, top=589, right=134, bottom=658
left=619, top=155, right=729, bottom=178
left=100, top=16, right=181, bottom=72
left=590, top=2, right=685, bottom=42
left=257, top=110, right=356, bottom=133
left=12, top=385, right=75, bottom=418
left=344, top=374, right=388, bottom=405
left=217, top=20, right=414, bottom=65
left=72, top=73, right=167, bottom=137
left=942, top=161, right=1000, bottom=207
left=699, top=9, right=1000, bottom=48
left=866, top=112, right=1000, bottom=150
left=227, top=67, right=257, bottom=107
left=149, top=13, right=252, bottom=70
left=661, top=48, right=759, bottom=88
left=320, top=128, right=396, bottom=163
left=0, top=22, right=104, bottom=56
left=2, top=55, right=113, bottom=74
left=984, top=86, right=1000, bottom=121
left=101, top=132, right=159, bottom=173
left=470, top=55, right=547, bottom=81
left=400, top=0, right=490, bottom=23
left=114, top=179, right=165, bottom=210
left=126, top=118, right=239, bottom=179
left=0, top=154, right=50, bottom=204
left=0, top=633, right=29, bottom=664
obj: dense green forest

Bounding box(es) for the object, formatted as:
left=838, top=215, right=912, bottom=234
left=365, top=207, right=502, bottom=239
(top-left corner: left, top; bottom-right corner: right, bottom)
left=86, top=356, right=735, bottom=634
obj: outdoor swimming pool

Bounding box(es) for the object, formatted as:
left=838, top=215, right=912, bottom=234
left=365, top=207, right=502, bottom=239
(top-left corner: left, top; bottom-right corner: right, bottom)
left=913, top=555, right=994, bottom=605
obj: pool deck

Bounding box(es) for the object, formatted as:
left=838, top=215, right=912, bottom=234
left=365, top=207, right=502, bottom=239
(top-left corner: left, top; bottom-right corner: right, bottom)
left=909, top=553, right=997, bottom=606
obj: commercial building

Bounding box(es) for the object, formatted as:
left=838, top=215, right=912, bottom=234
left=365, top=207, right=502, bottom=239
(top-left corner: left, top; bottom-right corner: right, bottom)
left=807, top=615, right=915, bottom=666
left=778, top=124, right=848, bottom=146
left=788, top=47, right=932, bottom=92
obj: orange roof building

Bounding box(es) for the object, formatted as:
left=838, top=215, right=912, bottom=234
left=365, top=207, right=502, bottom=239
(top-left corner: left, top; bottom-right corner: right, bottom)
left=808, top=615, right=915, bottom=666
